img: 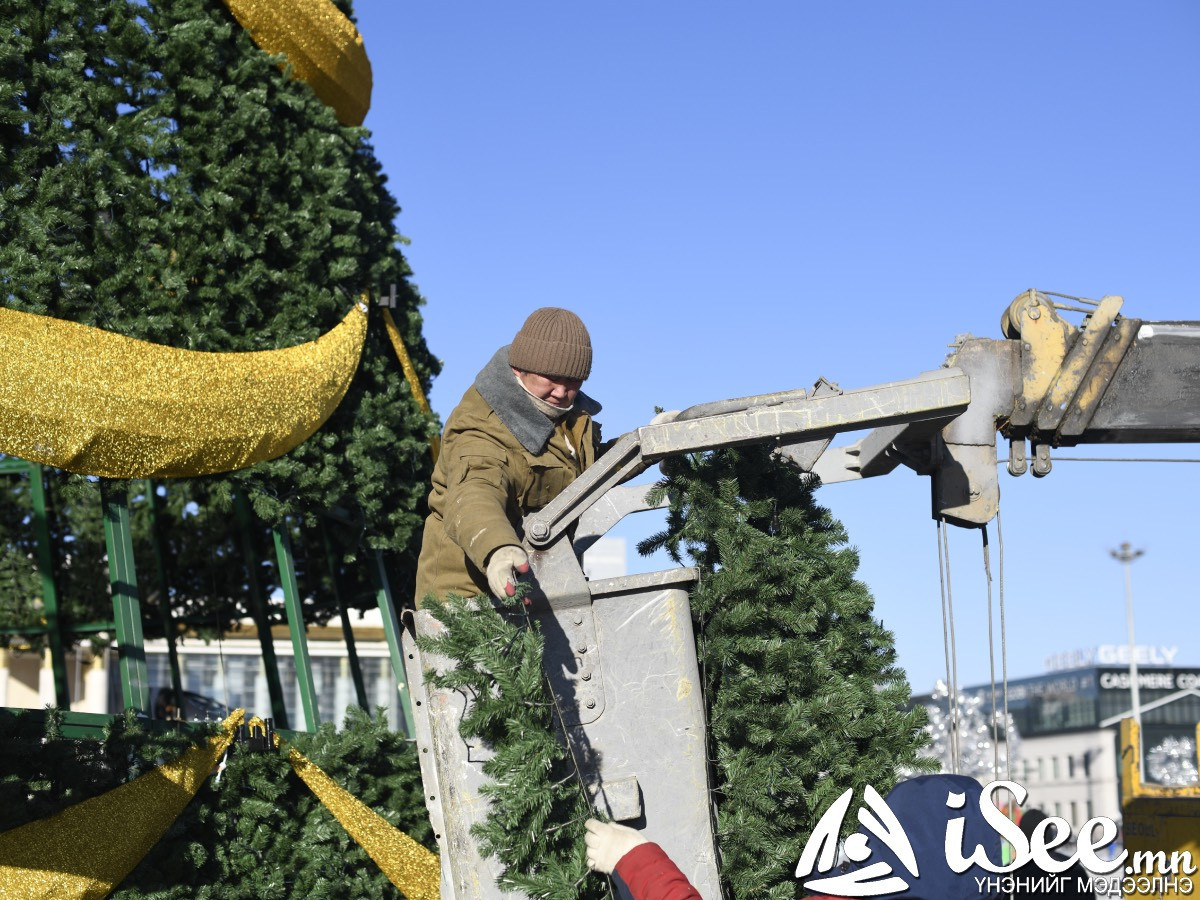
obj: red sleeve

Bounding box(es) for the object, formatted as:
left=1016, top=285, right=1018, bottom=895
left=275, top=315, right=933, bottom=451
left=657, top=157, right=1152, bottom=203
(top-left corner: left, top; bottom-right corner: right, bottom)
left=613, top=842, right=702, bottom=900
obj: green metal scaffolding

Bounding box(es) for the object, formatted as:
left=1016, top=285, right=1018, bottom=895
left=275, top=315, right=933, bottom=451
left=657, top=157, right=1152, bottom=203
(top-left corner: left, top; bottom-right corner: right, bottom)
left=1, top=461, right=417, bottom=740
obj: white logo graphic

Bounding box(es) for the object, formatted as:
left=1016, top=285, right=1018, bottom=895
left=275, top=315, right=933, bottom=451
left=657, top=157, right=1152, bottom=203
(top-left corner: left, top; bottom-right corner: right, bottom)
left=794, top=785, right=918, bottom=895
left=794, top=781, right=1196, bottom=898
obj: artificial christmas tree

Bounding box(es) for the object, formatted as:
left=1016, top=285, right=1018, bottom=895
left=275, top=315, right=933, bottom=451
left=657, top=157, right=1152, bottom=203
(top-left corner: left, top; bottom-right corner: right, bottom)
left=0, top=0, right=437, bottom=641
left=0, top=705, right=432, bottom=897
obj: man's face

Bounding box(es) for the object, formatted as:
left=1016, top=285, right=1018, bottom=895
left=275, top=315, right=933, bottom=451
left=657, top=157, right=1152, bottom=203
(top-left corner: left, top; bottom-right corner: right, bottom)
left=514, top=368, right=582, bottom=409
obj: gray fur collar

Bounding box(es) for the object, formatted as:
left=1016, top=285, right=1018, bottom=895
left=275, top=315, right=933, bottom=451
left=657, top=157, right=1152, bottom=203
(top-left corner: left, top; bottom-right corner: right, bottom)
left=473, top=346, right=601, bottom=454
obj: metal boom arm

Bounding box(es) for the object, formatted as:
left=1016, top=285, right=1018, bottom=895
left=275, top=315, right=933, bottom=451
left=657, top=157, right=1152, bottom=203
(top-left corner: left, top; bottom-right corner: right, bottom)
left=405, top=290, right=1200, bottom=900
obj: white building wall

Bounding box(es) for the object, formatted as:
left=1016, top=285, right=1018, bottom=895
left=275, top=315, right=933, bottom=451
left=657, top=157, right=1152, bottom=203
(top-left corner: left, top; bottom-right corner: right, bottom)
left=79, top=649, right=109, bottom=713
left=4, top=650, right=42, bottom=709
left=1015, top=729, right=1122, bottom=829
left=136, top=636, right=411, bottom=732
left=38, top=650, right=56, bottom=706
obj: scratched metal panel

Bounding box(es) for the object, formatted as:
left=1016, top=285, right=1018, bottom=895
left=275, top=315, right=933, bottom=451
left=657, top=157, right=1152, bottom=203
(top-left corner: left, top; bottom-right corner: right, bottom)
left=409, top=610, right=506, bottom=899
left=1084, top=324, right=1200, bottom=442
left=408, top=573, right=720, bottom=899
left=583, top=576, right=721, bottom=898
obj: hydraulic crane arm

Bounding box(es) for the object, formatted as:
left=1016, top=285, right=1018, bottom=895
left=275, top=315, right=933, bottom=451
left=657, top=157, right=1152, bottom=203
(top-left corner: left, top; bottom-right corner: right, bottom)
left=525, top=292, right=1200, bottom=542
left=406, top=291, right=1200, bottom=900
left=523, top=367, right=972, bottom=550
left=820, top=292, right=1200, bottom=526
left=532, top=292, right=1200, bottom=540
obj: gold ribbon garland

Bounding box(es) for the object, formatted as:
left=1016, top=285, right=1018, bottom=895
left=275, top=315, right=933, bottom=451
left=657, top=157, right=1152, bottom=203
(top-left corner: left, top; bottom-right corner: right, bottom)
left=383, top=308, right=442, bottom=464
left=220, top=0, right=372, bottom=126
left=0, top=1, right=441, bottom=888
left=0, top=710, right=244, bottom=899
left=0, top=712, right=440, bottom=899
left=279, top=733, right=442, bottom=900
left=0, top=302, right=367, bottom=479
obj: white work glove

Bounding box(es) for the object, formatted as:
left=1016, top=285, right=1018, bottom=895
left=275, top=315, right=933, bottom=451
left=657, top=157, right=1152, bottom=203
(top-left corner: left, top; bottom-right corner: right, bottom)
left=585, top=818, right=648, bottom=874
left=649, top=409, right=681, bottom=425
left=486, top=546, right=530, bottom=599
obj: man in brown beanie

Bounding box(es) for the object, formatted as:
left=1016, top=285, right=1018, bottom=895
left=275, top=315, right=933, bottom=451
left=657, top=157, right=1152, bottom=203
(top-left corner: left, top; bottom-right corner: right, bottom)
left=415, top=308, right=604, bottom=603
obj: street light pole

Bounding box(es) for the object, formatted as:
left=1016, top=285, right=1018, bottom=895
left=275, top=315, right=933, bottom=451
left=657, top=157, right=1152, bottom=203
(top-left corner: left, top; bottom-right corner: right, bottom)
left=1110, top=541, right=1145, bottom=782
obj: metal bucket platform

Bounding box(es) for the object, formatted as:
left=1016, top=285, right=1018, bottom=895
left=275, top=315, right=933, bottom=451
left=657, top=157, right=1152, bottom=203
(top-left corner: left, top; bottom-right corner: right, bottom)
left=403, top=565, right=720, bottom=899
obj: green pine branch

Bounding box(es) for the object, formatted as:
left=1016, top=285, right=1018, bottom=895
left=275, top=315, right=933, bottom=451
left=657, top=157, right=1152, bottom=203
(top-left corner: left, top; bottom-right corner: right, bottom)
left=419, top=590, right=606, bottom=900
left=1, top=0, right=439, bottom=641
left=0, top=705, right=430, bottom=898
left=642, top=446, right=934, bottom=899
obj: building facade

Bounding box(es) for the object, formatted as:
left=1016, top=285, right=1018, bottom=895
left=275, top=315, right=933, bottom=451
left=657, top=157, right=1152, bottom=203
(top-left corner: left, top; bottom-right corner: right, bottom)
left=1, top=537, right=631, bottom=733
left=918, top=664, right=1200, bottom=831
left=0, top=620, right=414, bottom=733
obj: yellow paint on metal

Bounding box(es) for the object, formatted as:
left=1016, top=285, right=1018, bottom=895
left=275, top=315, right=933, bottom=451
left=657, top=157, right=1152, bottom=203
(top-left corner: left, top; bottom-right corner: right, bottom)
left=1042, top=295, right=1124, bottom=414
left=1006, top=290, right=1074, bottom=417
left=676, top=676, right=693, bottom=701
left=1119, top=719, right=1200, bottom=900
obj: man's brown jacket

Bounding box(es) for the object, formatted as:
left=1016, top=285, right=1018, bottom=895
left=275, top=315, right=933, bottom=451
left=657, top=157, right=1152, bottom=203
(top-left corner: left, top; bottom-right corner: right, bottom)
left=414, top=347, right=603, bottom=603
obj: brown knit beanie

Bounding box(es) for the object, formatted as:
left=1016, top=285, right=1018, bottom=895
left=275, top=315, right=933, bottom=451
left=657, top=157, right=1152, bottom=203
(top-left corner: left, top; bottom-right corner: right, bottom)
left=508, top=307, right=592, bottom=381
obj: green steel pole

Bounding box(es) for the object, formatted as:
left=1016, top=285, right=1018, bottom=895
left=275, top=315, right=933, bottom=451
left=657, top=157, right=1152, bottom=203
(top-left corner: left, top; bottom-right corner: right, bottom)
left=372, top=551, right=414, bottom=736
left=146, top=482, right=183, bottom=708
left=273, top=522, right=318, bottom=731
left=322, top=525, right=368, bottom=711
left=235, top=495, right=289, bottom=727
left=29, top=463, right=70, bottom=708
left=101, top=480, right=150, bottom=713
left=0, top=458, right=29, bottom=475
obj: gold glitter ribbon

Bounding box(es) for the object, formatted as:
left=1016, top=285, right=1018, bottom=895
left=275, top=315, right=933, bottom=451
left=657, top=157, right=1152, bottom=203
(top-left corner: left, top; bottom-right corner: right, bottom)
left=0, top=303, right=367, bottom=479
left=0, top=709, right=244, bottom=899
left=382, top=308, right=441, bottom=464
left=220, top=0, right=372, bottom=126
left=279, top=736, right=441, bottom=900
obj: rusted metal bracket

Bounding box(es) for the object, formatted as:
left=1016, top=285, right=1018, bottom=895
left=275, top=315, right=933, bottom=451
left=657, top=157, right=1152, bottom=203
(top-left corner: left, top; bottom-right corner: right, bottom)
left=1032, top=295, right=1125, bottom=438
left=1005, top=290, right=1075, bottom=430
left=1056, top=316, right=1142, bottom=441
left=999, top=292, right=1155, bottom=449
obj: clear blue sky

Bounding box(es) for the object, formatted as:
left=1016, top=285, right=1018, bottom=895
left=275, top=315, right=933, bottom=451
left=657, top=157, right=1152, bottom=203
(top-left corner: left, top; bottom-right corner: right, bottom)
left=352, top=1, right=1199, bottom=694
